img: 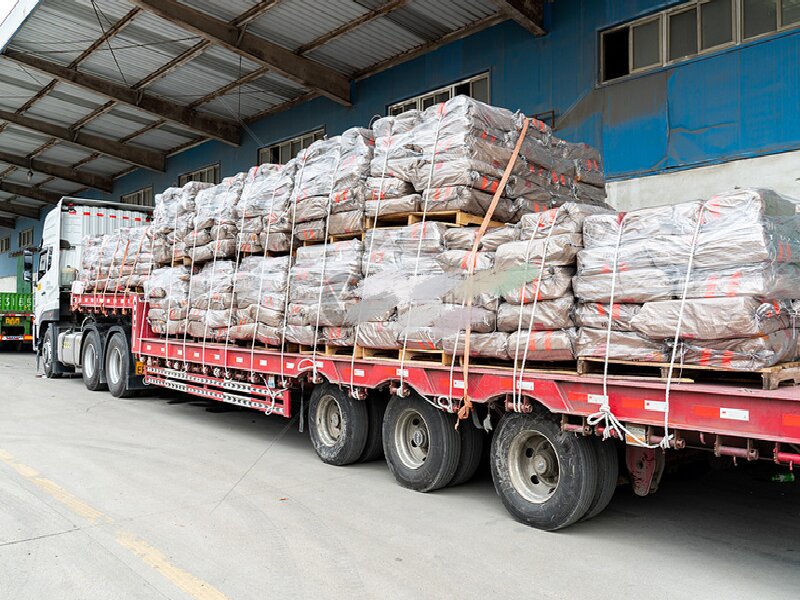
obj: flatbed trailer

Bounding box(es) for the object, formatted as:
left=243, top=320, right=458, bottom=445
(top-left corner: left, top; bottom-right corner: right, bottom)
left=63, top=291, right=800, bottom=530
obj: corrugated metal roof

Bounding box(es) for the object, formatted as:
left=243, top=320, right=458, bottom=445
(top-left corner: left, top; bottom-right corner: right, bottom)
left=41, top=179, right=84, bottom=194
left=307, top=16, right=428, bottom=74
left=199, top=71, right=307, bottom=119
left=4, top=169, right=50, bottom=187
left=0, top=60, right=41, bottom=112
left=0, top=125, right=54, bottom=155
left=177, top=0, right=253, bottom=22
left=8, top=0, right=134, bottom=65
left=80, top=107, right=160, bottom=140
left=408, top=0, right=498, bottom=30
left=249, top=0, right=369, bottom=52
left=36, top=143, right=94, bottom=167
left=24, top=83, right=105, bottom=128
left=128, top=127, right=197, bottom=151
left=79, top=155, right=133, bottom=176
left=147, top=44, right=262, bottom=105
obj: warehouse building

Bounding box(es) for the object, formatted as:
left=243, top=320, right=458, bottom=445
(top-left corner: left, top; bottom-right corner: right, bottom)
left=0, top=0, right=798, bottom=278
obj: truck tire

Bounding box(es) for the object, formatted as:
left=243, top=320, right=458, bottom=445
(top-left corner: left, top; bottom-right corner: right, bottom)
left=308, top=383, right=369, bottom=466
left=105, top=333, right=134, bottom=398
left=448, top=419, right=485, bottom=487
left=491, top=412, right=598, bottom=531
left=359, top=393, right=389, bottom=463
left=383, top=394, right=460, bottom=493
left=41, top=326, right=60, bottom=379
left=581, top=437, right=619, bottom=522
left=82, top=330, right=107, bottom=392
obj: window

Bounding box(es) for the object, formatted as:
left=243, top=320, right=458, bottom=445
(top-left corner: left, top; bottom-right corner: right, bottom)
left=18, top=228, right=33, bottom=249
left=743, top=0, right=777, bottom=38
left=632, top=18, right=661, bottom=70
left=0, top=237, right=8, bottom=253
left=178, top=163, right=220, bottom=186
left=601, top=1, right=800, bottom=83
left=258, top=128, right=325, bottom=165
left=387, top=73, right=490, bottom=116
left=669, top=7, right=699, bottom=61
left=702, top=0, right=734, bottom=49
left=120, top=186, right=154, bottom=207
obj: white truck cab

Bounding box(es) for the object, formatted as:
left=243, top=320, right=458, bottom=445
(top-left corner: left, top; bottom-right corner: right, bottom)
left=34, top=198, right=152, bottom=380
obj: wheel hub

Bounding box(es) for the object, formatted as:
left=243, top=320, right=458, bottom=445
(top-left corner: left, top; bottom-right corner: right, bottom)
left=316, top=395, right=343, bottom=447
left=508, top=430, right=560, bottom=504
left=395, top=409, right=430, bottom=470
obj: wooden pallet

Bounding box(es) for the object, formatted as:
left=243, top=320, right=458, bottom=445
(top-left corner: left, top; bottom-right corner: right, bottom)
left=298, top=343, right=325, bottom=355
left=324, top=344, right=362, bottom=359
left=449, top=354, right=577, bottom=374
left=361, top=346, right=449, bottom=365
left=577, top=358, right=800, bottom=390
left=301, top=231, right=365, bottom=246
left=366, top=210, right=505, bottom=230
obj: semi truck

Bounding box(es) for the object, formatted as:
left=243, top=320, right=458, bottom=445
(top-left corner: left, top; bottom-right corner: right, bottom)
left=0, top=250, right=34, bottom=347
left=34, top=197, right=800, bottom=530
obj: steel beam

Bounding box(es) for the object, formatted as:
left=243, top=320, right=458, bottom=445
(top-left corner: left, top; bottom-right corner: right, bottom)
left=490, top=0, right=546, bottom=36
left=3, top=51, right=241, bottom=146
left=128, top=0, right=351, bottom=105
left=0, top=108, right=165, bottom=171
left=0, top=181, right=61, bottom=205
left=0, top=199, right=41, bottom=219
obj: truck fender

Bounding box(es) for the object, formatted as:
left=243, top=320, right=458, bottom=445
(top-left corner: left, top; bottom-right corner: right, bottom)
left=103, top=326, right=146, bottom=391
left=80, top=324, right=109, bottom=385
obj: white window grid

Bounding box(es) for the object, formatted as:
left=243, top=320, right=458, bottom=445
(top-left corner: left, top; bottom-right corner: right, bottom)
left=121, top=186, right=154, bottom=207
left=387, top=72, right=490, bottom=116
left=600, top=0, right=800, bottom=83
left=0, top=237, right=9, bottom=253
left=18, top=228, right=33, bottom=249
left=258, top=128, right=325, bottom=165
left=178, top=163, right=220, bottom=186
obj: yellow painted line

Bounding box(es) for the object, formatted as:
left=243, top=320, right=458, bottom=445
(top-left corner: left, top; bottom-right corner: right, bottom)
left=0, top=449, right=229, bottom=600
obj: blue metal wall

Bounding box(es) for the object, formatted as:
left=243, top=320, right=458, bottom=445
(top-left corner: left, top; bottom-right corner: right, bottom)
left=3, top=0, right=798, bottom=276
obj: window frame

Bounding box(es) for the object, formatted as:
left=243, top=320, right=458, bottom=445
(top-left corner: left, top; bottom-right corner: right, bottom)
left=598, top=0, right=800, bottom=84
left=178, top=163, right=220, bottom=187
left=665, top=4, right=700, bottom=65
left=120, top=186, right=154, bottom=207
left=0, top=237, right=9, bottom=254
left=18, top=228, right=33, bottom=249
left=387, top=72, right=491, bottom=116
left=257, top=128, right=325, bottom=166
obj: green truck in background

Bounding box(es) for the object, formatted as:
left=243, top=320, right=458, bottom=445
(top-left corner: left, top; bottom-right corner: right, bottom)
left=0, top=251, right=34, bottom=347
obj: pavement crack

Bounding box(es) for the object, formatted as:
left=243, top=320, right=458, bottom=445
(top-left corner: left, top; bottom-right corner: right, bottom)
left=0, top=527, right=80, bottom=548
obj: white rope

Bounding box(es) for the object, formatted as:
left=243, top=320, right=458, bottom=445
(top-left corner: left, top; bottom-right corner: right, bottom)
left=399, top=103, right=445, bottom=389
left=182, top=201, right=202, bottom=365
left=279, top=155, right=308, bottom=386
left=310, top=149, right=345, bottom=380
left=163, top=197, right=182, bottom=362
left=349, top=130, right=392, bottom=395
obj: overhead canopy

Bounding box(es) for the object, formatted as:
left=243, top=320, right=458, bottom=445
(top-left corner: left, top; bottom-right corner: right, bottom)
left=0, top=0, right=544, bottom=225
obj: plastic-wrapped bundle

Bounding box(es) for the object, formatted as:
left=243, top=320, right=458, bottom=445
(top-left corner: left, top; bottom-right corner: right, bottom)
left=576, top=328, right=668, bottom=362
left=508, top=329, right=577, bottom=361
left=186, top=261, right=235, bottom=339
left=678, top=330, right=797, bottom=370
left=151, top=182, right=214, bottom=264
left=234, top=256, right=290, bottom=330
left=444, top=225, right=519, bottom=251
left=145, top=266, right=190, bottom=335
left=81, top=228, right=154, bottom=293
left=496, top=297, right=575, bottom=332
left=370, top=111, right=422, bottom=185
left=284, top=239, right=363, bottom=346
left=236, top=161, right=296, bottom=253
left=187, top=176, right=244, bottom=263
left=573, top=189, right=800, bottom=369
left=442, top=332, right=510, bottom=360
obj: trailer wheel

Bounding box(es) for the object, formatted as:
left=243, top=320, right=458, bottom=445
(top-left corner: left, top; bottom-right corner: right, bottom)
left=359, top=393, right=389, bottom=463
left=383, top=394, right=461, bottom=492
left=491, top=412, right=597, bottom=531
left=41, top=326, right=60, bottom=379
left=448, top=419, right=485, bottom=487
left=82, top=330, right=107, bottom=392
left=581, top=437, right=619, bottom=522
left=308, top=383, right=369, bottom=466
left=105, top=333, right=134, bottom=398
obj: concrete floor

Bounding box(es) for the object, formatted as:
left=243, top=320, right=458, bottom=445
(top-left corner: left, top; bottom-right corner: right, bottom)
left=1, top=352, right=799, bottom=600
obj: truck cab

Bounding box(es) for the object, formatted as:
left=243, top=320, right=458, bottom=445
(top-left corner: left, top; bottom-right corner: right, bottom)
left=33, top=198, right=152, bottom=380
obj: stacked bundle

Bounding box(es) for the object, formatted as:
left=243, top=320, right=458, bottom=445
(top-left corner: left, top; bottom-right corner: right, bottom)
left=144, top=266, right=190, bottom=335
left=293, top=129, right=373, bottom=242
left=227, top=255, right=291, bottom=346
left=407, top=95, right=520, bottom=222
left=573, top=189, right=800, bottom=369
left=285, top=239, right=363, bottom=346
left=186, top=175, right=245, bottom=263
left=368, top=112, right=422, bottom=217
left=151, top=182, right=213, bottom=265
left=236, top=162, right=296, bottom=254
left=76, top=228, right=153, bottom=293
left=357, top=222, right=449, bottom=350
left=186, top=261, right=236, bottom=340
